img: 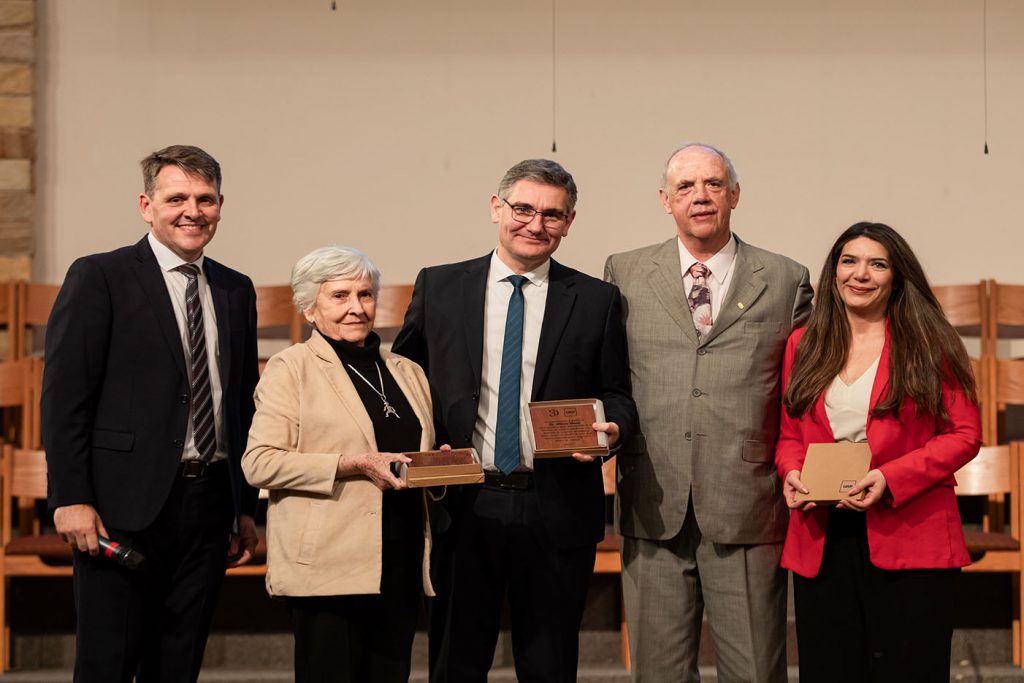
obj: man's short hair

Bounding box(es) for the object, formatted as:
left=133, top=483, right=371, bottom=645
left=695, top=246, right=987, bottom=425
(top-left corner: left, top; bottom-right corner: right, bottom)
left=141, top=145, right=222, bottom=196
left=662, top=143, right=739, bottom=190
left=497, top=159, right=578, bottom=213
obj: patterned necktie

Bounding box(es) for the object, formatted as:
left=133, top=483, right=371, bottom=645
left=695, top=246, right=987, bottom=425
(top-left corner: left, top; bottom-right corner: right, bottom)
left=494, top=275, right=528, bottom=475
left=687, top=262, right=713, bottom=341
left=175, top=264, right=217, bottom=462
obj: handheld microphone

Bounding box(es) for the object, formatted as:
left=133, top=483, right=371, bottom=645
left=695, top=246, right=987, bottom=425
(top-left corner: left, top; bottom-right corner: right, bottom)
left=97, top=537, right=147, bottom=570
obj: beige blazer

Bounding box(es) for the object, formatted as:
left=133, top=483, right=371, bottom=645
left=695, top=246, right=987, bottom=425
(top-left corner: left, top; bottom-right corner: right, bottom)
left=242, top=330, right=435, bottom=598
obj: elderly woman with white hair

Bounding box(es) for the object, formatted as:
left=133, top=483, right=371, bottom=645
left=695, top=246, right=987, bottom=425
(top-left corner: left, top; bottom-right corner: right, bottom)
left=242, top=245, right=434, bottom=683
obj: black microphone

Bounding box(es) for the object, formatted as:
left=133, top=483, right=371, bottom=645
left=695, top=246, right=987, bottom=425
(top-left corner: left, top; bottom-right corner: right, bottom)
left=97, top=537, right=147, bottom=570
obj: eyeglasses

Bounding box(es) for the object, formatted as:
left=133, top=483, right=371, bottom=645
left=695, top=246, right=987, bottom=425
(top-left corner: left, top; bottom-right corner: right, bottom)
left=502, top=198, right=569, bottom=227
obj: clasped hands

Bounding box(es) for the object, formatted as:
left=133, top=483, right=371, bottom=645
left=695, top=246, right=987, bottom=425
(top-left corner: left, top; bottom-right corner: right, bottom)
left=783, top=468, right=888, bottom=512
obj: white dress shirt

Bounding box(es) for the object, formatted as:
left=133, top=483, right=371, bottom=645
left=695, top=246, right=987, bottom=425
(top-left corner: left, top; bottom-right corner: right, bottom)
left=475, top=251, right=549, bottom=472
left=678, top=234, right=738, bottom=321
left=147, top=232, right=226, bottom=463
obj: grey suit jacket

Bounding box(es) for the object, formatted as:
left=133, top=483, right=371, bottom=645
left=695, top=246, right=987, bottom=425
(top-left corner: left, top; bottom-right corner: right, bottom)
left=605, top=235, right=812, bottom=545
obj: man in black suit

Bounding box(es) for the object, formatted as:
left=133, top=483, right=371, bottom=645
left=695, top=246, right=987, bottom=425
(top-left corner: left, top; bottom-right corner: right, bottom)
left=41, top=145, right=260, bottom=682
left=393, top=158, right=637, bottom=683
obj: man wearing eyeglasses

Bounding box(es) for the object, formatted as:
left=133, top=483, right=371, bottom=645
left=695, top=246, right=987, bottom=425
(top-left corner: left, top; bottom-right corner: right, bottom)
left=394, top=158, right=637, bottom=682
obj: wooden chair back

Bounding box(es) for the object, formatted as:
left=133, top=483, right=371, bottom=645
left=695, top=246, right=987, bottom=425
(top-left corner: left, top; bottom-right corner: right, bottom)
left=0, top=358, right=36, bottom=448
left=12, top=282, right=60, bottom=360
left=933, top=282, right=991, bottom=442
left=0, top=282, right=13, bottom=361
left=375, top=284, right=414, bottom=330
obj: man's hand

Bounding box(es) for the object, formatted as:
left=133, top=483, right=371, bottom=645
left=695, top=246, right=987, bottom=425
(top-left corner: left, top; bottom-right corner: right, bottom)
left=54, top=503, right=107, bottom=555
left=228, top=514, right=259, bottom=567
left=571, top=421, right=620, bottom=463
left=838, top=469, right=888, bottom=512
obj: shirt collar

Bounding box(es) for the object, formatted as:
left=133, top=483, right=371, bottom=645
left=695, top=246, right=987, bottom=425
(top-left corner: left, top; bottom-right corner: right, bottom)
left=489, top=250, right=550, bottom=288
left=148, top=231, right=205, bottom=274
left=677, top=234, right=737, bottom=285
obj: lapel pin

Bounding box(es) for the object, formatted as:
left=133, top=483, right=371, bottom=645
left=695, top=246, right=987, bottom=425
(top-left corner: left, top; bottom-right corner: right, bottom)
left=737, top=302, right=745, bottom=309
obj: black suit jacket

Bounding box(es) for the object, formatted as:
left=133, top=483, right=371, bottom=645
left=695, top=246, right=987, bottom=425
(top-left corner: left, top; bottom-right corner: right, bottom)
left=41, top=236, right=260, bottom=531
left=393, top=254, right=637, bottom=548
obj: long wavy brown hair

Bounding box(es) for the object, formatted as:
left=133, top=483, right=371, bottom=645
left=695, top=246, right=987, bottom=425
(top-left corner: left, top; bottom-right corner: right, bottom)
left=783, top=222, right=977, bottom=423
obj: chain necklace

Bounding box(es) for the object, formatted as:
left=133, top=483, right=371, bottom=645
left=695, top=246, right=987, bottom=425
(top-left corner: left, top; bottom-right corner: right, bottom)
left=346, top=362, right=400, bottom=419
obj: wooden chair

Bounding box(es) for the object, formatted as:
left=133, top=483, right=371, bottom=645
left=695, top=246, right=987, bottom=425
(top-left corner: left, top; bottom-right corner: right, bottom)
left=374, top=284, right=414, bottom=330
left=593, top=456, right=629, bottom=669
left=254, top=285, right=304, bottom=374
left=989, top=282, right=1024, bottom=444
left=11, top=282, right=60, bottom=360
left=0, top=358, right=34, bottom=449
left=0, top=282, right=14, bottom=361
left=933, top=282, right=992, bottom=443
left=956, top=443, right=1024, bottom=664
left=0, top=446, right=73, bottom=670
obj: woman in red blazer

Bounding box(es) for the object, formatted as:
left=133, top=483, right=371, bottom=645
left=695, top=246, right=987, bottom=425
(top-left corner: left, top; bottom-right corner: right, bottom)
left=775, top=222, right=981, bottom=683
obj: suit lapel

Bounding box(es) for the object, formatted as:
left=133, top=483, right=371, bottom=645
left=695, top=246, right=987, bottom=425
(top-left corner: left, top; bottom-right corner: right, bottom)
left=647, top=238, right=699, bottom=345
left=461, top=256, right=489, bottom=389
left=132, top=238, right=187, bottom=377
left=533, top=260, right=575, bottom=398
left=702, top=237, right=767, bottom=346
left=308, top=331, right=376, bottom=446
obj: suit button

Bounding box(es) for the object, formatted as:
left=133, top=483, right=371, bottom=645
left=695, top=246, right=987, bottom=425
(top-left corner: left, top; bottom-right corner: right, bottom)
left=173, top=439, right=184, bottom=448
left=691, top=388, right=702, bottom=397
left=180, top=394, right=189, bottom=404
left=684, top=431, right=692, bottom=441
left=697, top=348, right=707, bottom=356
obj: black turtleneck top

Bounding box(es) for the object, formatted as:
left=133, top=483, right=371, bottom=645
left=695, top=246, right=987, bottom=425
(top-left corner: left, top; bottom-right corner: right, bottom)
left=322, top=331, right=423, bottom=544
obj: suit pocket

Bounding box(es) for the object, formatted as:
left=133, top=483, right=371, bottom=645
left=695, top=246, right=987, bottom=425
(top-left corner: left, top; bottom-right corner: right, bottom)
left=296, top=500, right=327, bottom=566
left=741, top=439, right=771, bottom=463
left=744, top=321, right=784, bottom=335
left=91, top=429, right=134, bottom=452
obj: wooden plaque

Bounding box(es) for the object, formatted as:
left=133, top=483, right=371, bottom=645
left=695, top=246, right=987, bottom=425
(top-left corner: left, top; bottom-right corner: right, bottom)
left=396, top=448, right=484, bottom=488
left=525, top=398, right=609, bottom=459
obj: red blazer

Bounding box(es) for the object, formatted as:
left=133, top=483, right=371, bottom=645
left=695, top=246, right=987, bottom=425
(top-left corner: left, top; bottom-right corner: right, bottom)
left=775, top=326, right=982, bottom=578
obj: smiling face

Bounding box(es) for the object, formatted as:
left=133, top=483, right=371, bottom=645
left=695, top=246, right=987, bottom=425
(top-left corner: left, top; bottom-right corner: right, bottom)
left=835, top=236, right=894, bottom=320
left=139, top=165, right=223, bottom=262
left=491, top=180, right=575, bottom=274
left=305, top=277, right=377, bottom=345
left=659, top=146, right=740, bottom=259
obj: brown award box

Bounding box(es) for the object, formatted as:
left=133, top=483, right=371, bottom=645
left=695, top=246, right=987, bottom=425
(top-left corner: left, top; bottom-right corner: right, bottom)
left=396, top=448, right=484, bottom=488
left=524, top=398, right=610, bottom=459
left=793, top=442, right=872, bottom=503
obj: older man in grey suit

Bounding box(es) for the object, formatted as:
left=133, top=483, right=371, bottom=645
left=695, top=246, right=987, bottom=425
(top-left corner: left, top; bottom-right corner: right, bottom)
left=605, top=143, right=812, bottom=682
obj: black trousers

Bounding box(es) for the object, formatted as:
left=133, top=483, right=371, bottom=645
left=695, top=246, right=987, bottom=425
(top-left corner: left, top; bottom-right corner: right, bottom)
left=442, top=484, right=596, bottom=683
left=793, top=509, right=958, bottom=683
left=286, top=536, right=423, bottom=683
left=72, top=462, right=234, bottom=683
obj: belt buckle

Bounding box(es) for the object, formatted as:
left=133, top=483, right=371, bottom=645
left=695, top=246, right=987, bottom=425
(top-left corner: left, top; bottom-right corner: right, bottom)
left=181, top=460, right=207, bottom=478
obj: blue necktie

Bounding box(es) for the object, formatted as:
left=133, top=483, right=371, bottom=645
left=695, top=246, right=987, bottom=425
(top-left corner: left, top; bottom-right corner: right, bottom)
left=494, top=275, right=528, bottom=475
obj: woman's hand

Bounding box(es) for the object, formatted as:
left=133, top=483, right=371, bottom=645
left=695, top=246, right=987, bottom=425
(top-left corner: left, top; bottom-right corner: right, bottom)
left=783, top=470, right=816, bottom=511
left=338, top=451, right=411, bottom=490
left=838, top=469, right=887, bottom=511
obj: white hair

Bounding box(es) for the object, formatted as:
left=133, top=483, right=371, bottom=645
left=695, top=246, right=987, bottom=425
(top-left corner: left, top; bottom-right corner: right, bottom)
left=662, top=142, right=739, bottom=190
left=290, top=245, right=381, bottom=313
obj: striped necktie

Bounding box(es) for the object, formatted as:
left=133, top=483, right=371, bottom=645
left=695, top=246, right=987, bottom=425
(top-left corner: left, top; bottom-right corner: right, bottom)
left=494, top=275, right=528, bottom=475
left=175, top=264, right=217, bottom=462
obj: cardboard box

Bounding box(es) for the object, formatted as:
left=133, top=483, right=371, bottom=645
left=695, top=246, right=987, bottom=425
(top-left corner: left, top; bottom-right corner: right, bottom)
left=793, top=442, right=872, bottom=503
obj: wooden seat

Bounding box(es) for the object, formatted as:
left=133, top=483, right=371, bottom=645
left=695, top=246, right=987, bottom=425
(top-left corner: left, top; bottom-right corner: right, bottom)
left=254, top=285, right=304, bottom=374
left=594, top=456, right=629, bottom=669
left=955, top=443, right=1024, bottom=664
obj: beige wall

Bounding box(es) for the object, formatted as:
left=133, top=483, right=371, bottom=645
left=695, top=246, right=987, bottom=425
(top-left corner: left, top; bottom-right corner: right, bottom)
left=34, top=0, right=1023, bottom=288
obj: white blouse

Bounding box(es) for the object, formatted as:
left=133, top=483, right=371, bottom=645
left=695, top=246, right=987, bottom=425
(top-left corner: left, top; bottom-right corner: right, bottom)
left=824, top=355, right=880, bottom=443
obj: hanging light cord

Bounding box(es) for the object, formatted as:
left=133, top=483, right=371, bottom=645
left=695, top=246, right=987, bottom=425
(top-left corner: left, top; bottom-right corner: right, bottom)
left=551, top=0, right=557, bottom=153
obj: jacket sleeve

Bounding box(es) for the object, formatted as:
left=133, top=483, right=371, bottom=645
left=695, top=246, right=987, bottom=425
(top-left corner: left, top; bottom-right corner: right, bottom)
left=41, top=257, right=112, bottom=510
left=241, top=353, right=341, bottom=496
left=878, top=381, right=982, bottom=508
left=237, top=279, right=261, bottom=517
left=775, top=329, right=808, bottom=480
left=599, top=284, right=638, bottom=448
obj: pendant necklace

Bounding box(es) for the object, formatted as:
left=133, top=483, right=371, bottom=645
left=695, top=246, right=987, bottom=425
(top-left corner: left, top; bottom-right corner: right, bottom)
left=347, top=362, right=401, bottom=418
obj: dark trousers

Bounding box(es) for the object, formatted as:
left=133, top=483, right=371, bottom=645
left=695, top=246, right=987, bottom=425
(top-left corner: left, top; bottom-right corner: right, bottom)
left=793, top=509, right=958, bottom=683
left=443, top=484, right=596, bottom=683
left=285, top=536, right=423, bottom=683
left=72, top=462, right=234, bottom=683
